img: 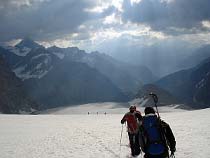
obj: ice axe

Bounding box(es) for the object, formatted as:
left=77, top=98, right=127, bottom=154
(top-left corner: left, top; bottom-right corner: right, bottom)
left=149, top=93, right=176, bottom=158
left=149, top=92, right=160, bottom=118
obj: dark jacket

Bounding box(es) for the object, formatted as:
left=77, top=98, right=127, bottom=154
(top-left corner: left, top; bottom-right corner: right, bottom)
left=139, top=114, right=176, bottom=157
left=161, top=120, right=176, bottom=153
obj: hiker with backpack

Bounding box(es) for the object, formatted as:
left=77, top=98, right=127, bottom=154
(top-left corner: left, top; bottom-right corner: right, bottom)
left=121, top=105, right=142, bottom=157
left=139, top=107, right=176, bottom=158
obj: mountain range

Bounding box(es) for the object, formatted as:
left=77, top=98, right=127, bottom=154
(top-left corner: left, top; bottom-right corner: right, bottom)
left=127, top=44, right=210, bottom=109
left=155, top=57, right=210, bottom=108
left=0, top=38, right=155, bottom=110
left=0, top=38, right=210, bottom=111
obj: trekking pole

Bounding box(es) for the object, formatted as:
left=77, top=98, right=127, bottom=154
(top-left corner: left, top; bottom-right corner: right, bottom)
left=119, top=124, right=123, bottom=156
left=149, top=92, right=160, bottom=118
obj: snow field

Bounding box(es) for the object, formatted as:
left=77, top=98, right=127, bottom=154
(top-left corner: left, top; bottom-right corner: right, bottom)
left=0, top=108, right=209, bottom=158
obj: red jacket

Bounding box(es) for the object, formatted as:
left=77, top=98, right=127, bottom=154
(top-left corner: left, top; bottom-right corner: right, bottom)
left=121, top=111, right=142, bottom=134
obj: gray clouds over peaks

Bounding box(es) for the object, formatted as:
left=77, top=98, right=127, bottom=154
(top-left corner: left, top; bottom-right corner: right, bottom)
left=122, top=0, right=210, bottom=34
left=0, top=0, right=114, bottom=41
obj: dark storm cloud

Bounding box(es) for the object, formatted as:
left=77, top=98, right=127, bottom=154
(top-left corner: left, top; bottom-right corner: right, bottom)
left=0, top=0, right=114, bottom=41
left=122, top=0, right=210, bottom=34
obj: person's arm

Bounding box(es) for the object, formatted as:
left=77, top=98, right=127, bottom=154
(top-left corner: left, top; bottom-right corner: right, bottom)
left=161, top=121, right=176, bottom=153
left=135, top=111, right=142, bottom=122
left=121, top=114, right=127, bottom=124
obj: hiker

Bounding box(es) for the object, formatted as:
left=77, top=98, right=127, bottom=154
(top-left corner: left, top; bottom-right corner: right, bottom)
left=121, top=105, right=142, bottom=157
left=133, top=105, right=141, bottom=115
left=139, top=107, right=176, bottom=158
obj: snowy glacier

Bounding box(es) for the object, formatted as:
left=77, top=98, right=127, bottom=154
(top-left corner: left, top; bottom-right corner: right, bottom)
left=0, top=104, right=209, bottom=158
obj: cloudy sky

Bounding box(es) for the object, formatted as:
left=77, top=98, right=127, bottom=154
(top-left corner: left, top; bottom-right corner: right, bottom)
left=0, top=0, right=210, bottom=53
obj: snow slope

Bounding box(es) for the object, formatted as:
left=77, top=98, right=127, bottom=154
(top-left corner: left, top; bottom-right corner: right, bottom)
left=0, top=106, right=209, bottom=158
left=41, top=102, right=187, bottom=115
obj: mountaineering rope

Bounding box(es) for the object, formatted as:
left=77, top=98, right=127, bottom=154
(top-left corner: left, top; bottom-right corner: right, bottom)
left=119, top=124, right=123, bottom=157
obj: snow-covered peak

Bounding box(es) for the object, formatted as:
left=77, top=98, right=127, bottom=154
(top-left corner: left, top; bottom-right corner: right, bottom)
left=15, top=38, right=42, bottom=50
left=11, top=50, right=54, bottom=80
left=2, top=45, right=31, bottom=57
left=0, top=38, right=41, bottom=57
left=13, top=53, right=53, bottom=80
left=13, top=65, right=53, bottom=81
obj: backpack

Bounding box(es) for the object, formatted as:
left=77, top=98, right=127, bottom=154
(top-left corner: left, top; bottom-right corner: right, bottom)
left=141, top=114, right=167, bottom=155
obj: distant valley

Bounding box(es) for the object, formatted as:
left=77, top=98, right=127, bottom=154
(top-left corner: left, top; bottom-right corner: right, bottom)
left=0, top=38, right=210, bottom=113
left=0, top=38, right=155, bottom=111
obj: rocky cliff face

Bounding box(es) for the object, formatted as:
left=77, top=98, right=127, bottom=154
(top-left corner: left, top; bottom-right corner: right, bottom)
left=23, top=60, right=128, bottom=109
left=0, top=55, right=38, bottom=114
